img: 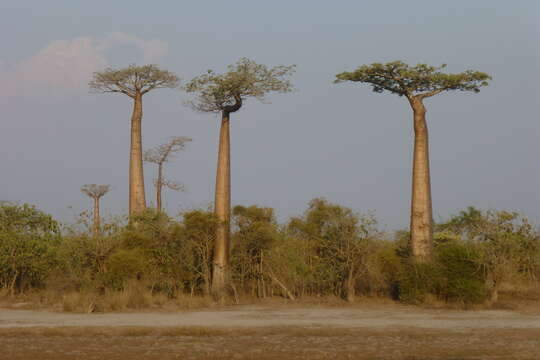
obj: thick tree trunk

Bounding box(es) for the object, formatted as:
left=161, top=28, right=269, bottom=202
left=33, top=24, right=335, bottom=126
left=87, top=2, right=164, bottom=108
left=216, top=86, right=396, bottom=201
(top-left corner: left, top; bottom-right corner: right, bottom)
left=129, top=92, right=146, bottom=215
left=156, top=163, right=163, bottom=212
left=93, top=197, right=100, bottom=237
left=212, top=112, right=231, bottom=299
left=409, top=98, right=433, bottom=261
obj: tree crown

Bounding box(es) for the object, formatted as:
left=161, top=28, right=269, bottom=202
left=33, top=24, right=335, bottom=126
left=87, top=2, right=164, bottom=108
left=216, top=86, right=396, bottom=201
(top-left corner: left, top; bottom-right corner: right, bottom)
left=155, top=179, right=184, bottom=192
left=335, top=61, right=491, bottom=99
left=81, top=184, right=111, bottom=199
left=143, top=136, right=192, bottom=165
left=184, top=58, right=295, bottom=113
left=89, top=64, right=179, bottom=98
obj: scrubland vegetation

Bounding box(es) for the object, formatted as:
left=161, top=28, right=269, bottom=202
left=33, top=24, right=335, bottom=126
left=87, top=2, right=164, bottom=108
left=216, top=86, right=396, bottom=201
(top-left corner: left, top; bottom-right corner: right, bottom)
left=2, top=60, right=536, bottom=313
left=1, top=200, right=538, bottom=312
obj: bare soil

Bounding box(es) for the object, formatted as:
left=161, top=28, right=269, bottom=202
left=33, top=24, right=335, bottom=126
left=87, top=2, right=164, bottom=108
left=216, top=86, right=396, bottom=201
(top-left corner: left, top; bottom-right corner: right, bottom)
left=1, top=305, right=539, bottom=359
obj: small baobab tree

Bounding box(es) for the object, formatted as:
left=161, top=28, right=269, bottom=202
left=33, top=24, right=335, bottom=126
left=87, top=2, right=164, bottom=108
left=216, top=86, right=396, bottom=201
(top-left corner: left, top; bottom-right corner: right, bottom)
left=143, top=136, right=192, bottom=212
left=89, top=65, right=179, bottom=216
left=184, top=58, right=295, bottom=298
left=81, top=184, right=111, bottom=236
left=335, top=61, right=490, bottom=261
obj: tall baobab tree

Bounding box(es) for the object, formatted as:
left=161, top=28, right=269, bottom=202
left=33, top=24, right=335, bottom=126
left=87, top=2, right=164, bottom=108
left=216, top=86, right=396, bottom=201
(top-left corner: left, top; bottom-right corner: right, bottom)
left=335, top=61, right=490, bottom=261
left=81, top=184, right=111, bottom=236
left=143, top=136, right=192, bottom=212
left=184, top=58, right=295, bottom=298
left=89, top=65, right=179, bottom=216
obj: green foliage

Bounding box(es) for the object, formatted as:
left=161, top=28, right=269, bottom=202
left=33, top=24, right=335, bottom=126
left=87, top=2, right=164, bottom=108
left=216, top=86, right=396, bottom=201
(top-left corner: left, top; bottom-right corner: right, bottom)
left=0, top=203, right=60, bottom=293
left=105, top=249, right=147, bottom=289
left=232, top=205, right=278, bottom=258
left=438, top=208, right=540, bottom=300
left=285, top=198, right=379, bottom=298
left=0, top=202, right=59, bottom=235
left=397, top=260, right=442, bottom=304
left=179, top=210, right=217, bottom=295
left=3, top=201, right=537, bottom=307
left=184, top=58, right=295, bottom=113
left=55, top=234, right=120, bottom=291
left=231, top=205, right=280, bottom=296
left=89, top=64, right=179, bottom=97
left=335, top=61, right=491, bottom=98
left=436, top=242, right=486, bottom=303
left=397, top=242, right=486, bottom=304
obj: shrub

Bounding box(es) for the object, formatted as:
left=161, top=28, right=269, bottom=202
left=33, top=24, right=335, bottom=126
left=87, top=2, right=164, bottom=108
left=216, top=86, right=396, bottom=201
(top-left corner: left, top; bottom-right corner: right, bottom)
left=105, top=249, right=148, bottom=289
left=436, top=241, right=486, bottom=303
left=396, top=260, right=442, bottom=304
left=0, top=203, right=60, bottom=294
left=396, top=241, right=487, bottom=304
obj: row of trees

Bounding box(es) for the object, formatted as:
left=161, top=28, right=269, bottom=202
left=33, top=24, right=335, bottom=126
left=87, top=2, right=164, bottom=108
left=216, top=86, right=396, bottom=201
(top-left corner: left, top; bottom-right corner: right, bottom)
left=87, top=59, right=490, bottom=299
left=0, top=201, right=538, bottom=306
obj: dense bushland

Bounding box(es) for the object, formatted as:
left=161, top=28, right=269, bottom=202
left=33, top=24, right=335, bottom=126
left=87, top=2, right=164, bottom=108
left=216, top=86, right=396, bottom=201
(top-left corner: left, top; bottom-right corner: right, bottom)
left=0, top=201, right=538, bottom=310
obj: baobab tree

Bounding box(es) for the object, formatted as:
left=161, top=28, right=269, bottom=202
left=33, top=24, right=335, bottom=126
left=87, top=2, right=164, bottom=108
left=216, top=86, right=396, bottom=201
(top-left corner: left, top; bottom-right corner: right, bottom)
left=184, top=58, right=295, bottom=298
left=335, top=61, right=490, bottom=261
left=143, top=136, right=192, bottom=212
left=81, top=184, right=111, bottom=236
left=89, top=65, right=179, bottom=215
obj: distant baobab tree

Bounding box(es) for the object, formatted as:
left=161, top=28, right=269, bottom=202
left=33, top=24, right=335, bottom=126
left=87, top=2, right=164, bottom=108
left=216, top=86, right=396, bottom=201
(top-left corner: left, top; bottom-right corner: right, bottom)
left=81, top=184, right=111, bottom=236
left=143, top=136, right=192, bottom=213
left=89, top=65, right=179, bottom=216
left=336, top=61, right=490, bottom=261
left=184, top=58, right=295, bottom=299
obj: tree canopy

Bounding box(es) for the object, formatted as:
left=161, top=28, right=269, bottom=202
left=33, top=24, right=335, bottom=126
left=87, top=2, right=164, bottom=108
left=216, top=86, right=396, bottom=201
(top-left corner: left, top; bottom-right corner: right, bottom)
left=89, top=64, right=179, bottom=98
left=143, top=136, right=192, bottom=165
left=184, top=58, right=295, bottom=113
left=335, top=61, right=491, bottom=99
left=81, top=184, right=111, bottom=199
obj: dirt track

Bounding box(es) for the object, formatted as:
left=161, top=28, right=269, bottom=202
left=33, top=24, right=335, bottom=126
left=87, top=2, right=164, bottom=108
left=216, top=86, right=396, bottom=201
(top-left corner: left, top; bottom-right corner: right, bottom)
left=1, top=306, right=539, bottom=359
left=1, top=305, right=539, bottom=329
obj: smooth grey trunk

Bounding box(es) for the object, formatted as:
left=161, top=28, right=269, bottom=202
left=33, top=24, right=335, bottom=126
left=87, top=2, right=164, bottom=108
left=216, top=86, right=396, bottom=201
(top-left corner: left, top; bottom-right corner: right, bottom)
left=409, top=97, right=433, bottom=261
left=129, top=92, right=146, bottom=215
left=212, top=112, right=231, bottom=299
left=93, top=197, right=100, bottom=236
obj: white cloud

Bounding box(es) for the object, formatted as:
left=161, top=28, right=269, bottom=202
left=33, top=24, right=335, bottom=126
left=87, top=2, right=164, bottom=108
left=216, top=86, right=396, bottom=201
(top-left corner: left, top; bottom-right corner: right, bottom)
left=98, top=32, right=168, bottom=63
left=0, top=33, right=169, bottom=99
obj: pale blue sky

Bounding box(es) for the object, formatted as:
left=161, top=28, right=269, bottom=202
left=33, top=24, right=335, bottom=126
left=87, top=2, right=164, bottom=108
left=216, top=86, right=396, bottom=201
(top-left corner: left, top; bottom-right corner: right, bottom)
left=1, top=0, right=538, bottom=230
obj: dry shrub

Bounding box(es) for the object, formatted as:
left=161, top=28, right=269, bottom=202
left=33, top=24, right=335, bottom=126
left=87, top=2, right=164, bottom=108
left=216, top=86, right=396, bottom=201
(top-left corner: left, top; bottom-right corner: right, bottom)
left=59, top=281, right=215, bottom=313
left=170, top=294, right=215, bottom=310
left=62, top=292, right=99, bottom=313
left=490, top=286, right=540, bottom=312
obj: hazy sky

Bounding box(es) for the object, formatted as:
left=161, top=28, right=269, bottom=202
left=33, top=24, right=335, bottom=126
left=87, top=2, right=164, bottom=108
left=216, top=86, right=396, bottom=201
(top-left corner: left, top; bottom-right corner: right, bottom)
left=1, top=0, right=538, bottom=230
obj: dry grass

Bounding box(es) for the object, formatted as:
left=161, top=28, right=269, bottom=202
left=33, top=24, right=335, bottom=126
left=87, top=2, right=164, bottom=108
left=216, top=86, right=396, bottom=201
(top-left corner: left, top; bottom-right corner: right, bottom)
left=1, top=325, right=539, bottom=339
left=0, top=283, right=216, bottom=313
left=1, top=283, right=539, bottom=314
left=491, top=287, right=540, bottom=314
left=1, top=326, right=539, bottom=359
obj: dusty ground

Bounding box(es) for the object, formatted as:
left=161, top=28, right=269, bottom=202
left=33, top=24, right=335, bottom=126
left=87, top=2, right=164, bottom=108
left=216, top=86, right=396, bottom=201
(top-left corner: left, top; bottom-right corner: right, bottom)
left=1, top=305, right=539, bottom=359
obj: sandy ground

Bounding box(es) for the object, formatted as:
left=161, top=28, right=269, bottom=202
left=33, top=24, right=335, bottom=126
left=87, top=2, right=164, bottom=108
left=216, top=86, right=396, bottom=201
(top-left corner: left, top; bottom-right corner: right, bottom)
left=1, top=305, right=539, bottom=359
left=1, top=305, right=539, bottom=329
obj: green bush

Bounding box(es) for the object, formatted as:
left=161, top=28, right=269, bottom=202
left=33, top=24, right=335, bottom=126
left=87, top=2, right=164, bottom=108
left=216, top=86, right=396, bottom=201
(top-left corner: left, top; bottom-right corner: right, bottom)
left=436, top=241, right=486, bottom=303
left=0, top=203, right=60, bottom=294
left=396, top=241, right=487, bottom=304
left=396, top=260, right=442, bottom=304
left=105, top=249, right=148, bottom=289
